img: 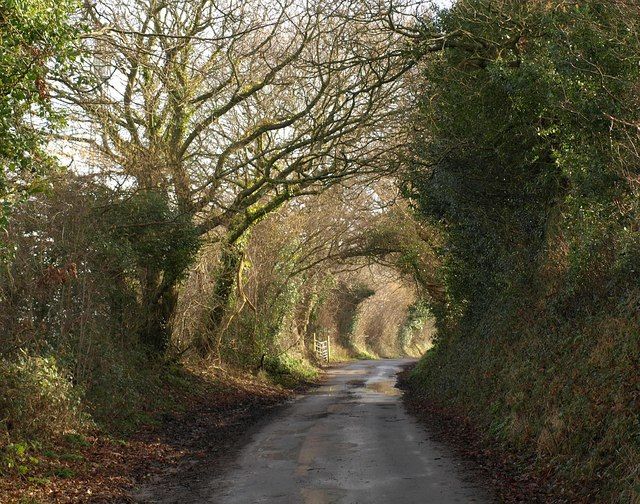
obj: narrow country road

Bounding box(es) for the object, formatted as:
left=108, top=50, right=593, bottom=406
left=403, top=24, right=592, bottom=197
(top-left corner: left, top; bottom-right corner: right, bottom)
left=206, top=359, right=493, bottom=504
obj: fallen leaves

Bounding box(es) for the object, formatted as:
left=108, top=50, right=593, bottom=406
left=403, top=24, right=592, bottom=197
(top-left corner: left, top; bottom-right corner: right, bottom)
left=0, top=369, right=294, bottom=503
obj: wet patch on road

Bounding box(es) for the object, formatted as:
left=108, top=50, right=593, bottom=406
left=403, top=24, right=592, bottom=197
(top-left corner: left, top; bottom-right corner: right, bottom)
left=365, top=380, right=402, bottom=396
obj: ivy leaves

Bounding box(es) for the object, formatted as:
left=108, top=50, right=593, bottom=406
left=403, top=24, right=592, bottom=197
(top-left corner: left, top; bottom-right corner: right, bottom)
left=0, top=0, right=79, bottom=259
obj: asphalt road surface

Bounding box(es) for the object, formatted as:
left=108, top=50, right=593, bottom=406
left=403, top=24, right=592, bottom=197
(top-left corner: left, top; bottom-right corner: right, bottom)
left=210, top=359, right=493, bottom=504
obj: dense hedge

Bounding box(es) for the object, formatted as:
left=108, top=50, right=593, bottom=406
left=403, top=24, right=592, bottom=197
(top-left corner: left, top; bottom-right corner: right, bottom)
left=407, top=1, right=640, bottom=501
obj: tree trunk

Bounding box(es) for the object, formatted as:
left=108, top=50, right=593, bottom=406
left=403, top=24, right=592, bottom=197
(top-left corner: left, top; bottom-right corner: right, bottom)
left=199, top=242, right=244, bottom=357
left=139, top=269, right=179, bottom=353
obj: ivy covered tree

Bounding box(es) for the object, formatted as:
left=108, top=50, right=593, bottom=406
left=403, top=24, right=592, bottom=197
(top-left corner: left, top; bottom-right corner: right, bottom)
left=407, top=0, right=640, bottom=325
left=0, top=0, right=79, bottom=258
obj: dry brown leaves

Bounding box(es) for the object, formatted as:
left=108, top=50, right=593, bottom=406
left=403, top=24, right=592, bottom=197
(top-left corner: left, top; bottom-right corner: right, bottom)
left=0, top=370, right=293, bottom=503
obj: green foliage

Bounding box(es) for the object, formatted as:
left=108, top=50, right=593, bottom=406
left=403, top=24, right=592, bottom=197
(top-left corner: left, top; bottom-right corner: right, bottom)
left=0, top=0, right=80, bottom=258
left=411, top=295, right=640, bottom=502
left=104, top=190, right=200, bottom=285
left=352, top=349, right=376, bottom=361
left=60, top=433, right=89, bottom=449
left=407, top=1, right=640, bottom=501
left=0, top=352, right=87, bottom=449
left=50, top=466, right=74, bottom=479
left=220, top=233, right=313, bottom=367
left=1, top=441, right=41, bottom=477
left=98, top=189, right=200, bottom=351
left=263, top=354, right=317, bottom=388
left=82, top=344, right=175, bottom=433
left=397, top=301, right=431, bottom=354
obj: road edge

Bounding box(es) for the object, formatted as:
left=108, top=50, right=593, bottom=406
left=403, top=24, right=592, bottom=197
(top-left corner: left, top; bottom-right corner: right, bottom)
left=396, top=363, right=563, bottom=504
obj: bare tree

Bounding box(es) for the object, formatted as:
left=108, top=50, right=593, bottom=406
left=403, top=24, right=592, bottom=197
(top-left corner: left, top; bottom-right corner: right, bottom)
left=55, top=0, right=412, bottom=350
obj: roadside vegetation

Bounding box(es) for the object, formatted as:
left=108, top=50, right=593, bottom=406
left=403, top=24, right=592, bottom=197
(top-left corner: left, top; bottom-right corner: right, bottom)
left=404, top=1, right=640, bottom=502
left=1, top=0, right=638, bottom=502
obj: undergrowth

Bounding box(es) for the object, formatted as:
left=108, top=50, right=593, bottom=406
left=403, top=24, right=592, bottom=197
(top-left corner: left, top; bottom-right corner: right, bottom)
left=0, top=346, right=317, bottom=489
left=262, top=354, right=319, bottom=388
left=411, top=289, right=640, bottom=503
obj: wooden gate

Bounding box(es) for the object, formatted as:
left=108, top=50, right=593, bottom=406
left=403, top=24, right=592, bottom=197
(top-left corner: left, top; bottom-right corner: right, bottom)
left=313, top=333, right=330, bottom=363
